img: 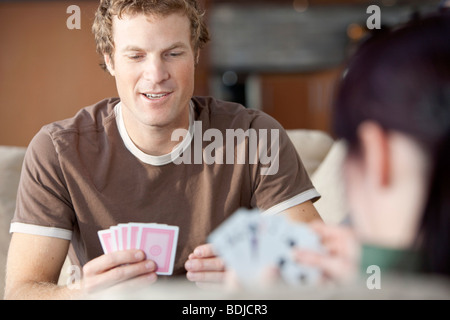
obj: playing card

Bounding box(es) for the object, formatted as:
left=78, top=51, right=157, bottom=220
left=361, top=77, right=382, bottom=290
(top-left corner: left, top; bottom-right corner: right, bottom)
left=268, top=218, right=323, bottom=286
left=207, top=208, right=324, bottom=287
left=97, top=222, right=179, bottom=276
left=111, top=226, right=121, bottom=250
left=98, top=229, right=116, bottom=254
left=139, top=224, right=179, bottom=275
left=257, top=214, right=291, bottom=265
left=128, top=223, right=142, bottom=250
left=208, top=209, right=268, bottom=285
left=118, top=224, right=130, bottom=250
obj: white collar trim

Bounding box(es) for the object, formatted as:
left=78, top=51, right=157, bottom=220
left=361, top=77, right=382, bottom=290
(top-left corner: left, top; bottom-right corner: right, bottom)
left=114, top=100, right=195, bottom=166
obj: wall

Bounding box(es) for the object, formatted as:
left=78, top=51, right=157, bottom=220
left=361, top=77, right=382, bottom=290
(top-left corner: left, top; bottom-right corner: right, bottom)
left=256, top=68, right=341, bottom=133
left=206, top=1, right=438, bottom=134
left=0, top=1, right=210, bottom=147
left=1, top=1, right=439, bottom=146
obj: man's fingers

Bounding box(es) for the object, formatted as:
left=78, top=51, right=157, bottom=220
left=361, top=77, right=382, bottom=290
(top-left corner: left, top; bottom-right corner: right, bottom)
left=82, top=250, right=158, bottom=294
left=185, top=244, right=227, bottom=286
left=86, top=270, right=158, bottom=296
left=185, top=257, right=225, bottom=272
left=190, top=243, right=217, bottom=258
left=83, top=250, right=146, bottom=276
left=83, top=259, right=157, bottom=293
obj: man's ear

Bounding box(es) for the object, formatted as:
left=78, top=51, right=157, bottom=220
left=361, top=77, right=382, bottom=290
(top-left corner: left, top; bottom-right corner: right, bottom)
left=357, top=121, right=391, bottom=187
left=104, top=54, right=115, bottom=76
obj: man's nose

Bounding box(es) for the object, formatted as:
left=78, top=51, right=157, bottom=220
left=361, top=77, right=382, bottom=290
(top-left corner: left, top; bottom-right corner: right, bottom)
left=143, top=56, right=170, bottom=84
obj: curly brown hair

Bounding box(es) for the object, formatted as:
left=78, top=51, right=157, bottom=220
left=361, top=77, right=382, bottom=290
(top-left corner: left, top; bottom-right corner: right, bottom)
left=92, top=0, right=210, bottom=70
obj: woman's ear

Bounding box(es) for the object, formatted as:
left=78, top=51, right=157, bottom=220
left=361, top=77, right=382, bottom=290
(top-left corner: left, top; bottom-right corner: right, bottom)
left=357, top=121, right=391, bottom=188
left=104, top=54, right=115, bottom=76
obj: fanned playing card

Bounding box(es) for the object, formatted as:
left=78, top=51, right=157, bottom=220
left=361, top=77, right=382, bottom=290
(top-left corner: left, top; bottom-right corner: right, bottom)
left=97, top=222, right=179, bottom=276
left=208, top=208, right=324, bottom=286
left=208, top=209, right=265, bottom=285
left=98, top=229, right=116, bottom=254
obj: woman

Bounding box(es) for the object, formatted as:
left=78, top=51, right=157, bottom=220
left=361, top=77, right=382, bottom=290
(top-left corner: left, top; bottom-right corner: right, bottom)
left=294, top=11, right=450, bottom=283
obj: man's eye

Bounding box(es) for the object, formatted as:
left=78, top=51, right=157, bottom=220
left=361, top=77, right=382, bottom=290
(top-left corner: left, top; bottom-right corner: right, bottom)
left=129, top=55, right=144, bottom=60
left=167, top=52, right=183, bottom=58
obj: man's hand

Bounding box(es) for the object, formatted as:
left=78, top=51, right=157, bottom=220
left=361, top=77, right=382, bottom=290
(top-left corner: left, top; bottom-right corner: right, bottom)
left=82, top=249, right=158, bottom=294
left=184, top=244, right=227, bottom=288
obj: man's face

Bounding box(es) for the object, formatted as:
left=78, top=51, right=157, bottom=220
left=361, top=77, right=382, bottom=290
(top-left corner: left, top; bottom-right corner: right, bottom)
left=105, top=12, right=196, bottom=133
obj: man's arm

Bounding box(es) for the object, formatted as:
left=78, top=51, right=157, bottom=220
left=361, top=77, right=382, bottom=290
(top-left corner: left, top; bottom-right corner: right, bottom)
left=4, top=233, right=75, bottom=299
left=281, top=200, right=322, bottom=223
left=4, top=233, right=159, bottom=299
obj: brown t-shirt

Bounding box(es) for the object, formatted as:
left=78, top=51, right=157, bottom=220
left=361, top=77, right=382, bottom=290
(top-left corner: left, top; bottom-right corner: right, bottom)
left=11, top=96, right=319, bottom=276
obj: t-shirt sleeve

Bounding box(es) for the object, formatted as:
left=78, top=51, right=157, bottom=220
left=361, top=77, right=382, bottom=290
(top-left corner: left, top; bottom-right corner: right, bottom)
left=249, top=113, right=320, bottom=215
left=10, top=127, right=74, bottom=240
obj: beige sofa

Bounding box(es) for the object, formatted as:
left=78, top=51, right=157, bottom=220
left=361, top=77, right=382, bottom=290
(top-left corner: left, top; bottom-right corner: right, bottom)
left=0, top=129, right=348, bottom=298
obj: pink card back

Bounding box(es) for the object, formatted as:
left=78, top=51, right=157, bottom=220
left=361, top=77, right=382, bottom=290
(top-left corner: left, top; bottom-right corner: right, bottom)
left=139, top=227, right=177, bottom=274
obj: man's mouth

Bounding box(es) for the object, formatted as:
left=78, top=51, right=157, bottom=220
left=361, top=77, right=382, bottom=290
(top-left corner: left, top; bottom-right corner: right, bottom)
left=143, top=92, right=171, bottom=100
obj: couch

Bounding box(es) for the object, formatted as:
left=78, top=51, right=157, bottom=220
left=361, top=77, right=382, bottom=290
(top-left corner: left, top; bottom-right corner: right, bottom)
left=0, top=129, right=348, bottom=298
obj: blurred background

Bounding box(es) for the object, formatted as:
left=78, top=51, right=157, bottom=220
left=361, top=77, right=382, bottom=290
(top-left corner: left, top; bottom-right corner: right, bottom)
left=0, top=0, right=442, bottom=147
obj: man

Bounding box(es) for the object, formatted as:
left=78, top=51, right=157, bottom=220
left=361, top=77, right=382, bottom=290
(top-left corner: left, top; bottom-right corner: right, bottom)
left=5, top=0, right=321, bottom=299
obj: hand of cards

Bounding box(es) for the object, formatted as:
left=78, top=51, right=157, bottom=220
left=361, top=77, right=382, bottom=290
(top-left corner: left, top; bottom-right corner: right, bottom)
left=208, top=209, right=324, bottom=287
left=98, top=223, right=179, bottom=275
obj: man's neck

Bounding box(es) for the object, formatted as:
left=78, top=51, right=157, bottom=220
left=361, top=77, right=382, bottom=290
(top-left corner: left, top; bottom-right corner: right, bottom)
left=121, top=106, right=191, bottom=157
left=132, top=126, right=180, bottom=156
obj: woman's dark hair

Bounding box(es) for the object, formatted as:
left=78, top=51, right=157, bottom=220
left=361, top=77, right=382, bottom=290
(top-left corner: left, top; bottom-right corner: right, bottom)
left=333, top=12, right=450, bottom=276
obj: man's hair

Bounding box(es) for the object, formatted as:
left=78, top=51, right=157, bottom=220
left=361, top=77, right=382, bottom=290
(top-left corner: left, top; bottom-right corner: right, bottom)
left=92, top=0, right=210, bottom=70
